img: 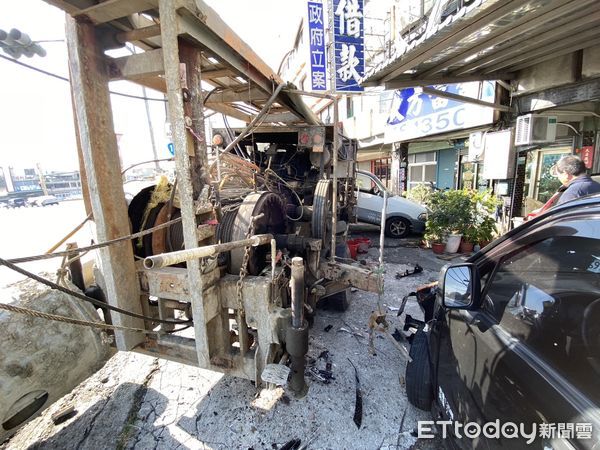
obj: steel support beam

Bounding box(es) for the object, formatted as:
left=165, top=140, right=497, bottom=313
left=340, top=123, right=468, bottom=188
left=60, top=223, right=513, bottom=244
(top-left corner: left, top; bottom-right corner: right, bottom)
left=205, top=87, right=269, bottom=104
left=159, top=0, right=210, bottom=368
left=381, top=0, right=532, bottom=83
left=509, top=37, right=600, bottom=73
left=421, top=86, right=510, bottom=112
left=382, top=73, right=515, bottom=90
left=487, top=32, right=600, bottom=74
left=515, top=78, right=600, bottom=114
left=75, top=0, right=158, bottom=25
left=419, top=0, right=596, bottom=79
left=65, top=16, right=143, bottom=350
left=455, top=8, right=600, bottom=75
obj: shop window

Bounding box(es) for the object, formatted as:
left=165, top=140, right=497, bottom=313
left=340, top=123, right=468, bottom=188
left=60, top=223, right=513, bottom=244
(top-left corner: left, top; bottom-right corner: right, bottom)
left=407, top=151, right=437, bottom=189
left=371, top=158, right=391, bottom=187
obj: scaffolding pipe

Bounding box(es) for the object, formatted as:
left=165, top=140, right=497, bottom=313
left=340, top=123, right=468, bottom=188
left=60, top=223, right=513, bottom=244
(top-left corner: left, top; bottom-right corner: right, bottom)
left=331, top=99, right=339, bottom=261
left=221, top=82, right=286, bottom=156
left=143, top=234, right=273, bottom=269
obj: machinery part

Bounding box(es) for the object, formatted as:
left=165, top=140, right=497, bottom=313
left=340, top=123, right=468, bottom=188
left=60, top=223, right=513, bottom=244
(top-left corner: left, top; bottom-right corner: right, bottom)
left=385, top=217, right=410, bottom=239
left=227, top=192, right=286, bottom=276
left=311, top=179, right=332, bottom=250
left=290, top=257, right=305, bottom=328
left=405, top=327, right=433, bottom=410
left=318, top=242, right=351, bottom=312
left=127, top=185, right=156, bottom=258
left=286, top=257, right=308, bottom=397
left=143, top=234, right=274, bottom=269
left=309, top=147, right=331, bottom=168
left=0, top=278, right=111, bottom=442
left=215, top=207, right=237, bottom=267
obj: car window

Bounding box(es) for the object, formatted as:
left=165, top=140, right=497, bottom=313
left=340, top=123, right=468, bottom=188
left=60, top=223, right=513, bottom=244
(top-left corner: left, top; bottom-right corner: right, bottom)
left=482, top=218, right=600, bottom=402
left=357, top=173, right=380, bottom=193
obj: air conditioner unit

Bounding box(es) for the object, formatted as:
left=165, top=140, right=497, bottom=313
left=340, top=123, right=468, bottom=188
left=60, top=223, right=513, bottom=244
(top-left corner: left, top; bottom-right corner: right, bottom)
left=514, top=114, right=557, bottom=146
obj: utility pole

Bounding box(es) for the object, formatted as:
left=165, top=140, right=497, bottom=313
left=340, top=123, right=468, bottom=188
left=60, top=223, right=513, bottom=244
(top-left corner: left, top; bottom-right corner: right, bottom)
left=36, top=163, right=48, bottom=195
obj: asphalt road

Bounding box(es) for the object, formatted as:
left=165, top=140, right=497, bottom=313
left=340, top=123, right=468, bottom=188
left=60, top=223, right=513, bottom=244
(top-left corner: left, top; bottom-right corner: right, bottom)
left=1, top=206, right=453, bottom=449
left=0, top=200, right=93, bottom=288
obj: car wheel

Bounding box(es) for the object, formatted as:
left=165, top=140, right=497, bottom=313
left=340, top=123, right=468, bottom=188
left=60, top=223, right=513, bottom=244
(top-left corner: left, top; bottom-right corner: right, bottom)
left=385, top=217, right=410, bottom=238
left=405, top=327, right=433, bottom=410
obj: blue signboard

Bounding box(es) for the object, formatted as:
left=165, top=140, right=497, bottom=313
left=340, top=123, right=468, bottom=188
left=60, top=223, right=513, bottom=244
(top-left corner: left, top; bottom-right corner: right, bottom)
left=384, top=81, right=496, bottom=143
left=307, top=1, right=326, bottom=91
left=333, top=0, right=364, bottom=92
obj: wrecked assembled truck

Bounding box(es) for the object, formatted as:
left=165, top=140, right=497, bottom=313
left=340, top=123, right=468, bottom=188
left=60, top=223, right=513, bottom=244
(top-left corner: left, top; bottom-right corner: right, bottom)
left=0, top=0, right=386, bottom=441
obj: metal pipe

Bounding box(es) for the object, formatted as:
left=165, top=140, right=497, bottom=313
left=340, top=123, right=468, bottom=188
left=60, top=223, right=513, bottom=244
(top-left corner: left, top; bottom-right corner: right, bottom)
left=287, top=256, right=308, bottom=397
left=144, top=234, right=273, bottom=269
left=331, top=99, right=339, bottom=261
left=271, top=238, right=277, bottom=283
left=290, top=257, right=305, bottom=328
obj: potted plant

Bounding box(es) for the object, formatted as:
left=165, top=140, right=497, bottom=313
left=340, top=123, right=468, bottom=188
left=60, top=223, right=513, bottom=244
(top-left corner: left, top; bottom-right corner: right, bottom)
left=424, top=220, right=446, bottom=254
left=459, top=226, right=477, bottom=253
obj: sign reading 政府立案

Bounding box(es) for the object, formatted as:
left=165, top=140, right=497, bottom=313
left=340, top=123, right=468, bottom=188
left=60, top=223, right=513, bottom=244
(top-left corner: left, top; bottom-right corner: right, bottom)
left=307, top=1, right=327, bottom=91
left=333, top=0, right=364, bottom=92
left=384, top=81, right=496, bottom=143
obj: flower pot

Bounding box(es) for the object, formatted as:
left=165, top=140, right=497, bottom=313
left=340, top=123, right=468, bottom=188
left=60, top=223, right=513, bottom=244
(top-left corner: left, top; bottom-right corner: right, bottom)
left=445, top=234, right=462, bottom=253
left=459, top=240, right=474, bottom=253
left=479, top=240, right=491, bottom=249
left=432, top=242, right=446, bottom=254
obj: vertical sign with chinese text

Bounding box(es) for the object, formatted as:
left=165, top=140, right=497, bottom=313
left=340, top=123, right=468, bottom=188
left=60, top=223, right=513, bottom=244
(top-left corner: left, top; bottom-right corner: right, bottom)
left=333, top=0, right=364, bottom=92
left=308, top=1, right=327, bottom=91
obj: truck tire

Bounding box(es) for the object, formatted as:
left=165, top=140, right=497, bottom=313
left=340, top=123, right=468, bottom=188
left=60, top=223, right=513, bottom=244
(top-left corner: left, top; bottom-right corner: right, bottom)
left=405, top=327, right=433, bottom=410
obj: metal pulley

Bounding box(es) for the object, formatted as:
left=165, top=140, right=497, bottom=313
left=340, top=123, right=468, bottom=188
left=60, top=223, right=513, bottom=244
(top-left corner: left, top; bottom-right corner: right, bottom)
left=216, top=192, right=286, bottom=275
left=311, top=179, right=332, bottom=250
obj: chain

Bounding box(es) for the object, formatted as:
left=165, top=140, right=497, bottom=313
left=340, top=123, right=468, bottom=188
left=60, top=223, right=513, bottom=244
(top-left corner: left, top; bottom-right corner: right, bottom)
left=235, top=213, right=263, bottom=316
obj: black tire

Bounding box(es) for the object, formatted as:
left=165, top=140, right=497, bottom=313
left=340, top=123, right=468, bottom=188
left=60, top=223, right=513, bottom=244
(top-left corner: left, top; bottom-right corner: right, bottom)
left=318, top=289, right=350, bottom=311
left=405, top=327, right=433, bottom=410
left=385, top=217, right=410, bottom=238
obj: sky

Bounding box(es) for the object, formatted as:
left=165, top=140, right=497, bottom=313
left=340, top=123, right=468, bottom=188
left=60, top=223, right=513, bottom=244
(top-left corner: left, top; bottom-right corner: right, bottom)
left=0, top=0, right=305, bottom=174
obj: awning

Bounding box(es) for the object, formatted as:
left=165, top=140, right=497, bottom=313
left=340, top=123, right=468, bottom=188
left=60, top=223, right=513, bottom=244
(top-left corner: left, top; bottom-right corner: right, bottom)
left=362, top=0, right=600, bottom=90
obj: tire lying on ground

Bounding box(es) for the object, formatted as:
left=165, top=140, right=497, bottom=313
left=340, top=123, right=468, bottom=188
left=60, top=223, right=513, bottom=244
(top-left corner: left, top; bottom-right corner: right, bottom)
left=405, top=327, right=433, bottom=410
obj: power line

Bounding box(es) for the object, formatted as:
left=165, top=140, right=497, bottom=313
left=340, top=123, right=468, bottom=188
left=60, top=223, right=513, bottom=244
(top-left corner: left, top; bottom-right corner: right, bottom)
left=0, top=53, right=167, bottom=102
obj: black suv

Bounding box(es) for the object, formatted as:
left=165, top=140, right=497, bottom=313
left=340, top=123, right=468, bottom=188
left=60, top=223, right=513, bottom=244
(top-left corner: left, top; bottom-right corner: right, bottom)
left=405, top=194, right=600, bottom=449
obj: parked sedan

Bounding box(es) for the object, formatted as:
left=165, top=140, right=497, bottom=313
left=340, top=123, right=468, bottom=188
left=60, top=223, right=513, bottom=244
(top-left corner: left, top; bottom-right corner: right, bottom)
left=356, top=170, right=427, bottom=238
left=39, top=195, right=59, bottom=206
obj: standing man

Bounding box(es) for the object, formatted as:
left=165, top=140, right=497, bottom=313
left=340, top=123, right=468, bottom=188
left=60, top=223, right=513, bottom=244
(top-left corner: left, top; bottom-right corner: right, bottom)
left=553, top=155, right=600, bottom=205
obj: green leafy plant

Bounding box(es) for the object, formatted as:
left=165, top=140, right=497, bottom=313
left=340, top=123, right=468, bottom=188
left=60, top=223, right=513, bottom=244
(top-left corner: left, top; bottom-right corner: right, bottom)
left=425, top=189, right=500, bottom=245
left=405, top=183, right=433, bottom=206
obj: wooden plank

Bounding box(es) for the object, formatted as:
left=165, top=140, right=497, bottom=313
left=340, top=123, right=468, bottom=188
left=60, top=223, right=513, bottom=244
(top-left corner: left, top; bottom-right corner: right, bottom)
left=65, top=16, right=144, bottom=350
left=205, top=87, right=269, bottom=104
left=116, top=24, right=161, bottom=44
left=201, top=68, right=236, bottom=79
left=75, top=0, right=158, bottom=25
left=108, top=48, right=164, bottom=81
left=159, top=0, right=211, bottom=368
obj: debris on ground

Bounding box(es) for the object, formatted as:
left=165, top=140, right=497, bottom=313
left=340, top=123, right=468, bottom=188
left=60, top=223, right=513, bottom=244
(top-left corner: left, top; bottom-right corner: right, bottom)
left=51, top=406, right=76, bottom=425
left=278, top=438, right=301, bottom=450
left=323, top=324, right=333, bottom=332
left=395, top=263, right=423, bottom=279
left=347, top=359, right=363, bottom=429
